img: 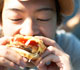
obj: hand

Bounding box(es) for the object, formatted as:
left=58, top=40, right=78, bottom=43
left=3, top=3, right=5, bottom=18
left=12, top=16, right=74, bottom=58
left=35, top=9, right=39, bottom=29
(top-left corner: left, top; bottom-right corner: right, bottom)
left=33, top=36, right=73, bottom=70
left=0, top=37, right=27, bottom=70
left=0, top=66, right=8, bottom=70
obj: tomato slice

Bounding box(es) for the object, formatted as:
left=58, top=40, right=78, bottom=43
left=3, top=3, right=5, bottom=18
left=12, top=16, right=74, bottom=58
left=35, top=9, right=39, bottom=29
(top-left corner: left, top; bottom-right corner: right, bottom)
left=12, top=37, right=38, bottom=47
left=16, top=38, right=28, bottom=44
left=29, top=40, right=38, bottom=47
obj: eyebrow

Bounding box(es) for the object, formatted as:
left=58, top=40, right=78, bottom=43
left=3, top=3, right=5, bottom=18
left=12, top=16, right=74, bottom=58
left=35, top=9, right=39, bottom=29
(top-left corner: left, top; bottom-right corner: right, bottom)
left=36, top=8, right=54, bottom=12
left=7, top=7, right=54, bottom=13
left=7, top=8, right=24, bottom=13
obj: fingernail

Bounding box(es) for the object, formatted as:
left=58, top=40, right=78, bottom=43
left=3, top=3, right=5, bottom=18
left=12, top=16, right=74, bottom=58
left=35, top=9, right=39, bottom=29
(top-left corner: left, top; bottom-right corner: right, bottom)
left=46, top=61, right=51, bottom=65
left=23, top=57, right=28, bottom=62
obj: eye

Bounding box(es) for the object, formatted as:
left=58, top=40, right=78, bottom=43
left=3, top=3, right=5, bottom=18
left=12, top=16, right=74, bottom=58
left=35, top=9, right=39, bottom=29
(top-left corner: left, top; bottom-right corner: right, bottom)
left=37, top=18, right=51, bottom=21
left=10, top=18, right=22, bottom=21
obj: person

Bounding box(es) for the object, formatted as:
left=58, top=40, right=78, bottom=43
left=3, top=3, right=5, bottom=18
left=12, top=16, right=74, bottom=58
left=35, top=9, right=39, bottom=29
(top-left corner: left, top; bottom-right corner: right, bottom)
left=0, top=0, right=80, bottom=70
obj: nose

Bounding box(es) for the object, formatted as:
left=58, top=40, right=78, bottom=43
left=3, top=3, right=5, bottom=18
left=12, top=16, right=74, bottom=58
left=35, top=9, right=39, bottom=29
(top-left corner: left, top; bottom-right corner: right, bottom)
left=20, top=17, right=40, bottom=36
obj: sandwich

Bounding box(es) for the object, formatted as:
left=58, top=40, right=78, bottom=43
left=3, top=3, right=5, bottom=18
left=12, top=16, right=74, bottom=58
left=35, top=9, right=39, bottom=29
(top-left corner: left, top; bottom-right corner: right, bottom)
left=6, top=34, right=46, bottom=67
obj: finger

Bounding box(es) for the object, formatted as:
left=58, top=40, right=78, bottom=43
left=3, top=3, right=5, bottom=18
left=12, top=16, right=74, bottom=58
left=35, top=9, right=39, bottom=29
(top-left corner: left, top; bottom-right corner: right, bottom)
left=0, top=37, right=12, bottom=45
left=41, top=46, right=63, bottom=60
left=38, top=54, right=63, bottom=70
left=0, top=57, right=20, bottom=70
left=34, top=46, right=62, bottom=66
left=35, top=36, right=63, bottom=50
left=35, top=36, right=55, bottom=46
left=0, top=46, right=27, bottom=67
left=0, top=66, right=8, bottom=70
left=37, top=63, right=46, bottom=70
left=37, top=54, right=61, bottom=70
left=39, top=54, right=60, bottom=66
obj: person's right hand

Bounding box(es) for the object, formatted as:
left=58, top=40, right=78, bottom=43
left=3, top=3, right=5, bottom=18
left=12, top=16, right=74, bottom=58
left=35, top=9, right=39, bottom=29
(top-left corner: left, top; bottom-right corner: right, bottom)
left=0, top=37, right=27, bottom=70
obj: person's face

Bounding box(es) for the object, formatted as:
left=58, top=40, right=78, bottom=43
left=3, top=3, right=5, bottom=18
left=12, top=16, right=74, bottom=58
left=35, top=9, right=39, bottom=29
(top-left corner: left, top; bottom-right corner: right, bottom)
left=2, top=0, right=57, bottom=39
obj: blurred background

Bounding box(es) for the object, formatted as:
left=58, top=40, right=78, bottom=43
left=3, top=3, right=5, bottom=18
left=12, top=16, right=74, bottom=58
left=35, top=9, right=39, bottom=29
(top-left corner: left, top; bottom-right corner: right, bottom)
left=58, top=0, right=80, bottom=40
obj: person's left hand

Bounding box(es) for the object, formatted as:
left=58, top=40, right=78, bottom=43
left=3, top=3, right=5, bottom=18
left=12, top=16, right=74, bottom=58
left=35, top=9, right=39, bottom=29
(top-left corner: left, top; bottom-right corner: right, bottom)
left=33, top=36, right=73, bottom=70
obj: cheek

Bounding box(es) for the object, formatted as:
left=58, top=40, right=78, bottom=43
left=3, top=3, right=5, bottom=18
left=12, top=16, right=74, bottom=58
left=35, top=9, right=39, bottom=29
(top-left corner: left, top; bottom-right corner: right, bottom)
left=3, top=24, right=14, bottom=36
left=2, top=22, right=19, bottom=36
left=40, top=23, right=57, bottom=38
left=40, top=16, right=57, bottom=38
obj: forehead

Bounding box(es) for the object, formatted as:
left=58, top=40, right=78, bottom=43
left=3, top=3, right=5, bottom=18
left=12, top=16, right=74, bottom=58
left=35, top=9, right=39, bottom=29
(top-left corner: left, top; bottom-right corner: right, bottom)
left=4, top=0, right=56, bottom=9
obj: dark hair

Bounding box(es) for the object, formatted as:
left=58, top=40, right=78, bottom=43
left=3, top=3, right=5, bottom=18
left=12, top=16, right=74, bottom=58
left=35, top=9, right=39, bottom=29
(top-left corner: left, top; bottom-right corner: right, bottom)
left=55, top=0, right=63, bottom=26
left=0, top=0, right=3, bottom=22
